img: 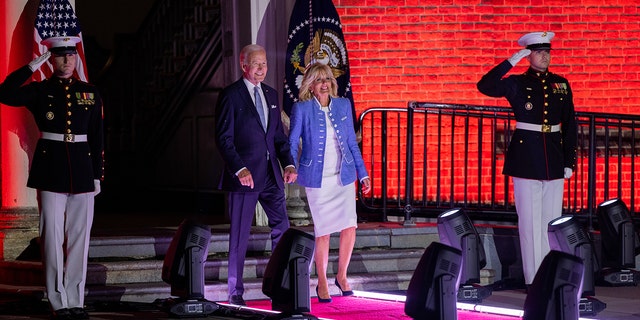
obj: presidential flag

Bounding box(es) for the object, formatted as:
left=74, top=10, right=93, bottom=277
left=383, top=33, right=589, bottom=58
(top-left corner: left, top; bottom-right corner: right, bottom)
left=283, top=0, right=356, bottom=128
left=33, top=0, right=88, bottom=82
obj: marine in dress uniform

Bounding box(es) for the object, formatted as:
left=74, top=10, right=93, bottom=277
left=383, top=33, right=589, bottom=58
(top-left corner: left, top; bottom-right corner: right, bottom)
left=476, top=31, right=578, bottom=286
left=0, top=36, right=103, bottom=320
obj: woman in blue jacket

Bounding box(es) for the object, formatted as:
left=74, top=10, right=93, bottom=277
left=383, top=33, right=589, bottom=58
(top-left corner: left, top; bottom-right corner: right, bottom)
left=289, top=62, right=371, bottom=303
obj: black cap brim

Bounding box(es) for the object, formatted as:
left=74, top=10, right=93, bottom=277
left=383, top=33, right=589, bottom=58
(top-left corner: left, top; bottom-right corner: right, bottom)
left=50, top=46, right=78, bottom=55
left=526, top=43, right=552, bottom=50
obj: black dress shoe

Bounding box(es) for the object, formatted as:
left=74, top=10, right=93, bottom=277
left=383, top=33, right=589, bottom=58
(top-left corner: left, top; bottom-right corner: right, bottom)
left=315, top=286, right=332, bottom=303
left=229, top=295, right=246, bottom=306
left=334, top=278, right=354, bottom=296
left=51, top=308, right=72, bottom=320
left=69, top=307, right=89, bottom=320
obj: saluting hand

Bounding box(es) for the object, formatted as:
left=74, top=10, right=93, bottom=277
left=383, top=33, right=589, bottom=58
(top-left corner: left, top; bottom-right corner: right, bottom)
left=28, top=51, right=51, bottom=71
left=507, top=49, right=531, bottom=67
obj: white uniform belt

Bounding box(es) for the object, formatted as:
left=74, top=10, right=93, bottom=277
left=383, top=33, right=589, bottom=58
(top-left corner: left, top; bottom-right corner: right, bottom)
left=41, top=132, right=88, bottom=142
left=515, top=122, right=560, bottom=133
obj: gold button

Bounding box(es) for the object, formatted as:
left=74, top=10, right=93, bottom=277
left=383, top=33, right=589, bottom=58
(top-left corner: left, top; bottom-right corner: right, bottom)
left=67, top=129, right=71, bottom=133
left=544, top=119, right=548, bottom=123
left=67, top=120, right=71, bottom=125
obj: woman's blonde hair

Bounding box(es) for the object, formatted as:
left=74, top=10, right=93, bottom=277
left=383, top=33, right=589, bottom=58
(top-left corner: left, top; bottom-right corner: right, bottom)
left=298, top=62, right=338, bottom=101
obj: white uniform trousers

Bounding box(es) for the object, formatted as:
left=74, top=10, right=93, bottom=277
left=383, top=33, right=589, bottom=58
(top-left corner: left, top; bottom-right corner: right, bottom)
left=37, top=190, right=94, bottom=311
left=512, top=177, right=564, bottom=285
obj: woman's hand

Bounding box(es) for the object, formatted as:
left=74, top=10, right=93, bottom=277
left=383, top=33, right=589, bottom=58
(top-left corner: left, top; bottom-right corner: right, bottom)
left=361, top=178, right=371, bottom=194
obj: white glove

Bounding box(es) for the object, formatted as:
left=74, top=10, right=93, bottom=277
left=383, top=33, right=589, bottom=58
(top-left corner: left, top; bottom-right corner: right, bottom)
left=94, top=179, right=101, bottom=195
left=507, top=49, right=531, bottom=66
left=28, top=51, right=51, bottom=71
left=564, top=168, right=573, bottom=179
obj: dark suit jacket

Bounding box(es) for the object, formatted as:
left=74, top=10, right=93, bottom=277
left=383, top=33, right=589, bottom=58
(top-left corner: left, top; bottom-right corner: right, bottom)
left=215, top=78, right=294, bottom=192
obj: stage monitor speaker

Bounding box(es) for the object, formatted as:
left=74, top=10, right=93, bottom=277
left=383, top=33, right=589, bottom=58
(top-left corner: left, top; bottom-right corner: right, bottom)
left=596, top=198, right=640, bottom=269
left=405, top=242, right=462, bottom=320
left=548, top=216, right=606, bottom=316
left=262, top=228, right=317, bottom=320
left=437, top=208, right=492, bottom=302
left=161, top=219, right=218, bottom=317
left=523, top=250, right=584, bottom=320
left=548, top=215, right=598, bottom=296
left=596, top=198, right=640, bottom=287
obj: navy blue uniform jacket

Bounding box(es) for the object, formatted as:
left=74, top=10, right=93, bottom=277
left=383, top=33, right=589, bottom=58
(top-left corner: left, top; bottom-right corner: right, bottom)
left=215, top=78, right=294, bottom=192
left=0, top=66, right=104, bottom=193
left=477, top=60, right=577, bottom=180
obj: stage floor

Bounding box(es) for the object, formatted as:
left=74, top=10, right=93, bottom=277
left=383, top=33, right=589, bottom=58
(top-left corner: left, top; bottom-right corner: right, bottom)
left=1, top=284, right=639, bottom=319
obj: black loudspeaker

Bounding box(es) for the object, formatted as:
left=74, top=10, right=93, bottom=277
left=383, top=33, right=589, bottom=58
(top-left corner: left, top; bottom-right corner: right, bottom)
left=523, top=250, right=584, bottom=320
left=160, top=219, right=218, bottom=317
left=437, top=208, right=492, bottom=302
left=262, top=228, right=317, bottom=320
left=596, top=198, right=640, bottom=287
left=405, top=242, right=462, bottom=320
left=596, top=198, right=640, bottom=269
left=548, top=216, right=607, bottom=316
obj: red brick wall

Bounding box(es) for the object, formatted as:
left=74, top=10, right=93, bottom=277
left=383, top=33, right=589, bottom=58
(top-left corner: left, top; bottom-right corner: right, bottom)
left=334, top=1, right=640, bottom=210
left=335, top=0, right=640, bottom=114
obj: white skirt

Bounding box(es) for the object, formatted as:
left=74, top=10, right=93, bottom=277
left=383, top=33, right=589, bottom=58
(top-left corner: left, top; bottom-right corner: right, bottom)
left=305, top=174, right=358, bottom=237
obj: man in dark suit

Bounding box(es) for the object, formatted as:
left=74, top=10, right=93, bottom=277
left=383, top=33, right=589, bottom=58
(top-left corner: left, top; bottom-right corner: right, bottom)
left=215, top=44, right=297, bottom=306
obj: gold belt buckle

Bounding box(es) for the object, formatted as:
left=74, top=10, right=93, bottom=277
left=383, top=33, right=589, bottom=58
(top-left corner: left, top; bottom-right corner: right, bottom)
left=64, top=134, right=75, bottom=142
left=541, top=124, right=551, bottom=133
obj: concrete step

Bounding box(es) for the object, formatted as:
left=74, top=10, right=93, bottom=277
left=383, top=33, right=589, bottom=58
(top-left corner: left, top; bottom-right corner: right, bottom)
left=0, top=221, right=505, bottom=304
left=0, top=267, right=497, bottom=304
left=0, top=270, right=418, bottom=304
left=0, top=248, right=432, bottom=286
left=86, top=223, right=442, bottom=259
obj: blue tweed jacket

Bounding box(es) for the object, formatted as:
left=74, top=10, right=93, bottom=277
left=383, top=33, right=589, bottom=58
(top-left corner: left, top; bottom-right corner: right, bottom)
left=288, top=97, right=368, bottom=188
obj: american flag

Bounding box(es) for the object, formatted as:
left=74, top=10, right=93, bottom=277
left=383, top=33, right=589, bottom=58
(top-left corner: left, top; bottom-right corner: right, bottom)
left=33, top=0, right=88, bottom=82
